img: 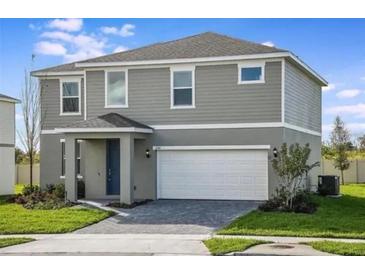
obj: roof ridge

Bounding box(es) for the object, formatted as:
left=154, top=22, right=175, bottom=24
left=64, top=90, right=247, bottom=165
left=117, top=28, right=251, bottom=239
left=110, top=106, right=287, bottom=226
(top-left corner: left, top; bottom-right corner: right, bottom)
left=77, top=32, right=215, bottom=64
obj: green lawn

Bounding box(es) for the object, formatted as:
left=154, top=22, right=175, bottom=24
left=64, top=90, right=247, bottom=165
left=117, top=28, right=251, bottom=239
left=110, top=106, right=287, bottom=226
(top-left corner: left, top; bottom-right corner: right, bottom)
left=0, top=196, right=114, bottom=234
left=203, top=238, right=268, bottom=255
left=0, top=237, right=34, bottom=248
left=219, top=184, right=365, bottom=239
left=308, top=241, right=365, bottom=256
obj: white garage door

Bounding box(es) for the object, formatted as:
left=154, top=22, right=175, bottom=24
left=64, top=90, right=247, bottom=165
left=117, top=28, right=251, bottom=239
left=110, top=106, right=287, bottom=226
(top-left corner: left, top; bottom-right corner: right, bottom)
left=157, top=148, right=268, bottom=200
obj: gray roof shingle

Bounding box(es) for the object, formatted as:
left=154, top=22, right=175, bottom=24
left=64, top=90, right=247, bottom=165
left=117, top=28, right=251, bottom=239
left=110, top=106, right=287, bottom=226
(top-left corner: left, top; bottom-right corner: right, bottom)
left=62, top=113, right=152, bottom=129
left=32, top=32, right=287, bottom=74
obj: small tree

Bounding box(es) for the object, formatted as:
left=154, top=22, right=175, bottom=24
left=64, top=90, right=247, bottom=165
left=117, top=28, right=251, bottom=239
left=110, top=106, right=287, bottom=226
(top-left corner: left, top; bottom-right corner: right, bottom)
left=272, top=143, right=319, bottom=209
left=330, top=116, right=350, bottom=185
left=18, top=68, right=40, bottom=188
left=358, top=135, right=365, bottom=152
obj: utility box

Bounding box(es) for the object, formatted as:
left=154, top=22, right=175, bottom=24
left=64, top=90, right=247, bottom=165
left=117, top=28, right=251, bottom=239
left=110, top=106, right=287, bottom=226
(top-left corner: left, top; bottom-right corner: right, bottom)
left=318, top=175, right=340, bottom=196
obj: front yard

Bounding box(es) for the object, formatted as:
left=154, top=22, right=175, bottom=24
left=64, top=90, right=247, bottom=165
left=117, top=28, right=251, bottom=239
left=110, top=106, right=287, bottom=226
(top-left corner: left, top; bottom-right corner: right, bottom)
left=203, top=238, right=268, bottom=255
left=219, top=184, right=365, bottom=239
left=307, top=241, right=365, bottom=256
left=0, top=196, right=113, bottom=234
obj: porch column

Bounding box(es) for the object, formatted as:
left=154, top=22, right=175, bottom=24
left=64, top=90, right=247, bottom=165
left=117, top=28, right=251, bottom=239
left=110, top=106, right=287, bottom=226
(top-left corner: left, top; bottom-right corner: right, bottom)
left=120, top=135, right=134, bottom=205
left=65, top=136, right=77, bottom=202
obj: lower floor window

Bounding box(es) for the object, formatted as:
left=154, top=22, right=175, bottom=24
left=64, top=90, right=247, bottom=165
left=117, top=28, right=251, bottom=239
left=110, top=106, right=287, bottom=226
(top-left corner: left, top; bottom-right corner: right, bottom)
left=60, top=139, right=82, bottom=178
left=61, top=140, right=65, bottom=177
left=76, top=140, right=82, bottom=177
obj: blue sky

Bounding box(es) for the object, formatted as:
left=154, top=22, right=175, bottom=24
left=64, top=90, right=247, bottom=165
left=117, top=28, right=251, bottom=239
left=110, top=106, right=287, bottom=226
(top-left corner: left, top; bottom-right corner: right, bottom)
left=1, top=18, right=365, bottom=145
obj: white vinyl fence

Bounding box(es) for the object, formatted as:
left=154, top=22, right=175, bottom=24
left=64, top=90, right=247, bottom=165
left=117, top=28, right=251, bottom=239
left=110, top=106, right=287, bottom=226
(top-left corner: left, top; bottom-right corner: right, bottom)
left=321, top=159, right=365, bottom=183
left=16, top=164, right=40, bottom=184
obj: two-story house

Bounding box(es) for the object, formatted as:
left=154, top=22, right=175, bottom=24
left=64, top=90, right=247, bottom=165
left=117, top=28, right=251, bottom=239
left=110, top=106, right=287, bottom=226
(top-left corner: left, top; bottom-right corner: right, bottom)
left=0, top=93, right=20, bottom=195
left=32, top=32, right=326, bottom=204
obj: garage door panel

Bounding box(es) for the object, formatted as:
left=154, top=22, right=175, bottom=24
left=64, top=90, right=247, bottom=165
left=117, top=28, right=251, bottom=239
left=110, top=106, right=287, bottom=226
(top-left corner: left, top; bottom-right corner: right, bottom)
left=157, top=150, right=268, bottom=200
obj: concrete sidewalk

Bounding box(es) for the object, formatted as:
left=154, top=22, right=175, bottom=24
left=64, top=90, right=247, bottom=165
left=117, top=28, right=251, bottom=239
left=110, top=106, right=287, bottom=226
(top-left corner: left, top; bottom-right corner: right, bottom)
left=0, top=234, right=210, bottom=256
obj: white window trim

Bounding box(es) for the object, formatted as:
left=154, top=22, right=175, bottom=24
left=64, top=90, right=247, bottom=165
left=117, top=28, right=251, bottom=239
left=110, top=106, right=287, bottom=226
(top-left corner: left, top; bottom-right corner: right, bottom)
left=104, top=68, right=129, bottom=108
left=170, top=65, right=195, bottom=109
left=238, top=61, right=266, bottom=85
left=60, top=77, right=82, bottom=116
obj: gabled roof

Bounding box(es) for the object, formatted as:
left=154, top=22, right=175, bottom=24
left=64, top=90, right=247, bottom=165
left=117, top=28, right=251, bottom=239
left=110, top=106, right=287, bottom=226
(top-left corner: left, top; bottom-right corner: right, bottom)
left=31, top=31, right=327, bottom=86
left=55, top=113, right=153, bottom=133
left=0, top=93, right=20, bottom=103
left=31, top=32, right=285, bottom=74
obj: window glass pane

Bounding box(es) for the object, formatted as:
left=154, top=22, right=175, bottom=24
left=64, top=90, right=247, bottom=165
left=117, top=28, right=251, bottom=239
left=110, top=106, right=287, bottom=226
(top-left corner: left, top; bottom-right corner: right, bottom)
left=76, top=142, right=81, bottom=158
left=62, top=82, right=79, bottom=96
left=173, top=88, right=192, bottom=106
left=63, top=98, right=79, bottom=113
left=77, top=159, right=81, bottom=175
left=241, top=67, right=262, bottom=81
left=107, top=71, right=126, bottom=106
left=173, top=71, right=192, bottom=87
left=61, top=142, right=65, bottom=176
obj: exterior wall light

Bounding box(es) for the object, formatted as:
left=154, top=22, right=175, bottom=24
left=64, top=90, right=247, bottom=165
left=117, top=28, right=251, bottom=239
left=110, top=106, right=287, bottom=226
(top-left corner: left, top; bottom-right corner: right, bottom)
left=146, top=149, right=150, bottom=158
left=273, top=147, right=278, bottom=158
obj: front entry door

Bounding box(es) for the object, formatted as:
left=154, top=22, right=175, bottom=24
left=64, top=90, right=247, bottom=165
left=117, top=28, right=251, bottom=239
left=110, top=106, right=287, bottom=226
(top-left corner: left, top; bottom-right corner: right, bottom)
left=106, top=139, right=120, bottom=195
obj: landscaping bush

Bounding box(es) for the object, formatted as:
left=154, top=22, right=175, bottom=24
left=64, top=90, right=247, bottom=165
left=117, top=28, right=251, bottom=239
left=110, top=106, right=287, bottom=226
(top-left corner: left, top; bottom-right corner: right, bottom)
left=259, top=190, right=317, bottom=214
left=54, top=183, right=65, bottom=199
left=12, top=183, right=70, bottom=210
left=22, top=185, right=41, bottom=196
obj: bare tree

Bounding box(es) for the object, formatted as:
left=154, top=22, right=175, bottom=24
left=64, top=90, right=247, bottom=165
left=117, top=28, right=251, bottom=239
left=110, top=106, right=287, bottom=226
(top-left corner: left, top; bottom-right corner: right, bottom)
left=18, top=68, right=40, bottom=188
left=330, top=116, right=351, bottom=185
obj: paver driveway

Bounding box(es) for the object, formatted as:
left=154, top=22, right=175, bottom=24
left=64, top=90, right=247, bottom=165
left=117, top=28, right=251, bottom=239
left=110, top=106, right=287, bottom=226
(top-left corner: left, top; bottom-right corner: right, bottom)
left=75, top=200, right=260, bottom=234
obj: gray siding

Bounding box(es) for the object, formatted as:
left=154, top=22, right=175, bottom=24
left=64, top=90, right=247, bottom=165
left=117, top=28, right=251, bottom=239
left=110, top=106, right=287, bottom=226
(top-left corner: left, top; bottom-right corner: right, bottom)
left=40, top=133, right=65, bottom=187
left=285, top=60, right=321, bottom=132
left=40, top=78, right=84, bottom=129
left=283, top=128, right=321, bottom=190
left=85, top=61, right=282, bottom=125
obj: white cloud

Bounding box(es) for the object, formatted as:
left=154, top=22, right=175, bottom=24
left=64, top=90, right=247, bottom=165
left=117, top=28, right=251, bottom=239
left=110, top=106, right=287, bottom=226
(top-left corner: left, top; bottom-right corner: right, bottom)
left=261, top=41, right=275, bottom=47
left=101, top=24, right=136, bottom=37
left=336, top=89, right=361, bottom=99
left=361, top=76, right=365, bottom=81
left=324, top=103, right=365, bottom=118
left=38, top=30, right=106, bottom=62
left=63, top=34, right=106, bottom=62
left=113, top=46, right=129, bottom=53
left=47, top=18, right=83, bottom=32
left=34, top=41, right=67, bottom=56
left=322, top=83, right=336, bottom=92
left=41, top=31, right=73, bottom=42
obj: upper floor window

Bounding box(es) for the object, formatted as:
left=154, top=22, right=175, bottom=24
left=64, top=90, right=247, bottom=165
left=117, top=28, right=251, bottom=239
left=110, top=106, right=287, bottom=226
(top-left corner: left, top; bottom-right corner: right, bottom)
left=105, top=70, right=128, bottom=108
left=171, top=66, right=195, bottom=109
left=60, top=78, right=81, bottom=115
left=238, top=61, right=265, bottom=84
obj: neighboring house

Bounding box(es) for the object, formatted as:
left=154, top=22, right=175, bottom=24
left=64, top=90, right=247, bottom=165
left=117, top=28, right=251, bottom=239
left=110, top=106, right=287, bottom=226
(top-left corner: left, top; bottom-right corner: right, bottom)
left=0, top=93, right=20, bottom=195
left=32, top=32, right=327, bottom=204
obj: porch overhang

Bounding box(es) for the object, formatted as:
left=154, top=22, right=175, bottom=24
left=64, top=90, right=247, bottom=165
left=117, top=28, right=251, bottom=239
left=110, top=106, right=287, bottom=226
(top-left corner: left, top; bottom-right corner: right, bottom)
left=56, top=113, right=153, bottom=134
left=55, top=127, right=153, bottom=134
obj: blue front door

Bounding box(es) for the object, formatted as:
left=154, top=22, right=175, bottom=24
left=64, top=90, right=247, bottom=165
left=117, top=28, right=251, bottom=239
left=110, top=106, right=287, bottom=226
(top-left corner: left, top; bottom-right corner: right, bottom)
left=106, top=139, right=120, bottom=195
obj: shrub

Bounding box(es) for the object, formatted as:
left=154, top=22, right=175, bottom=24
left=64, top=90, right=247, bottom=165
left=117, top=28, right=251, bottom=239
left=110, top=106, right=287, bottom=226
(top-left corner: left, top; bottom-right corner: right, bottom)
left=54, top=183, right=65, bottom=199
left=13, top=183, right=69, bottom=210
left=259, top=191, right=317, bottom=214
left=22, top=185, right=41, bottom=196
